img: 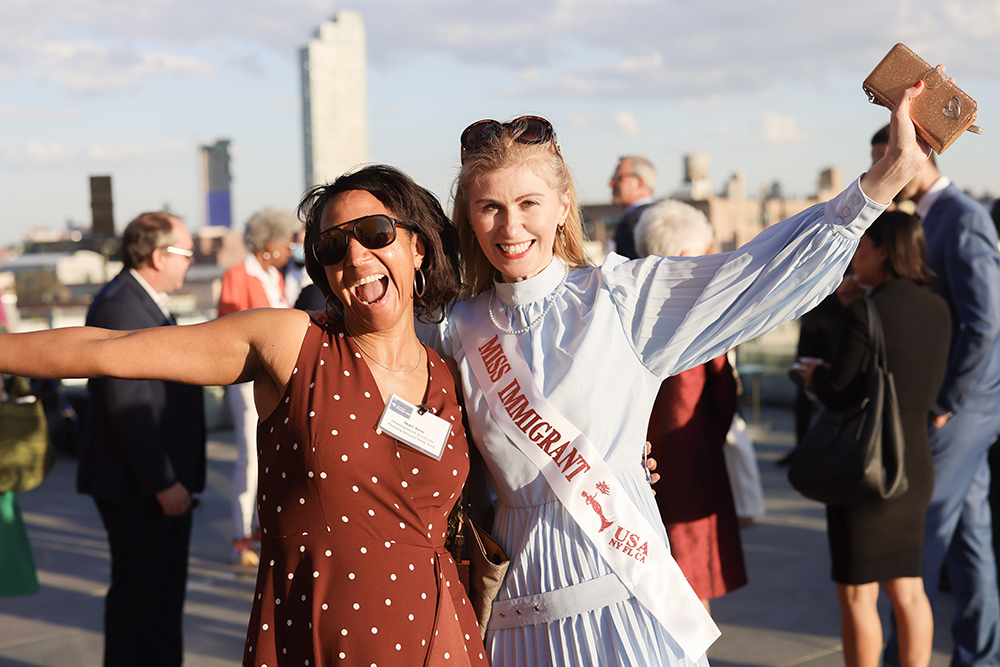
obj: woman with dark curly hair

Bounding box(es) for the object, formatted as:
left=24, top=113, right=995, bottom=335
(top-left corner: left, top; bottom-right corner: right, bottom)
left=0, top=165, right=487, bottom=666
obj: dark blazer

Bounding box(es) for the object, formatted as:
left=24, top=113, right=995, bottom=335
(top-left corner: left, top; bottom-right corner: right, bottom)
left=613, top=202, right=653, bottom=260
left=77, top=270, right=206, bottom=503
left=922, top=183, right=1000, bottom=414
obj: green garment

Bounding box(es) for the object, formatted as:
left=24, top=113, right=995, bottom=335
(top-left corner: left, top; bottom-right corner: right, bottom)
left=0, top=490, right=40, bottom=596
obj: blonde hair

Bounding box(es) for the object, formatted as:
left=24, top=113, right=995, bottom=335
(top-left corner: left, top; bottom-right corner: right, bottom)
left=452, top=127, right=590, bottom=298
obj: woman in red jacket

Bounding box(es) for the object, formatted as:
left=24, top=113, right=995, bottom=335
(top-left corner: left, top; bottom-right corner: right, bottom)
left=218, top=207, right=301, bottom=566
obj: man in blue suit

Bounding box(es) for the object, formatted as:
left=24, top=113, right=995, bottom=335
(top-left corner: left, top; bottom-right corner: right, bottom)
left=873, top=126, right=1000, bottom=667
left=78, top=211, right=205, bottom=667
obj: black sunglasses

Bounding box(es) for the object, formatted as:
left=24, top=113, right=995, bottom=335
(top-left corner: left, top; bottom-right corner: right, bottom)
left=310, top=215, right=414, bottom=266
left=460, top=115, right=562, bottom=163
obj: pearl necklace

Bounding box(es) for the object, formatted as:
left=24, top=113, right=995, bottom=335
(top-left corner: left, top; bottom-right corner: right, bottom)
left=488, top=266, right=569, bottom=335
left=343, top=321, right=424, bottom=373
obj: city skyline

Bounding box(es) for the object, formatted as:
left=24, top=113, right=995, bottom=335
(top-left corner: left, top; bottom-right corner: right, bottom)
left=2, top=1, right=999, bottom=246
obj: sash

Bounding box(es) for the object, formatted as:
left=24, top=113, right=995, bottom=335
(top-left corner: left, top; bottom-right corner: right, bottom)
left=456, top=320, right=721, bottom=660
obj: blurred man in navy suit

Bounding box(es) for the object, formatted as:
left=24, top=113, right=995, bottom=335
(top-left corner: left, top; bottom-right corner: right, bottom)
left=78, top=211, right=205, bottom=667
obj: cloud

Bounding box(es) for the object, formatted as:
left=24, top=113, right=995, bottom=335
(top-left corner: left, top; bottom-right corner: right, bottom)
left=2, top=0, right=1000, bottom=101
left=30, top=40, right=212, bottom=94
left=0, top=104, right=79, bottom=119
left=613, top=111, right=640, bottom=137
left=758, top=113, right=809, bottom=144
left=1, top=139, right=190, bottom=168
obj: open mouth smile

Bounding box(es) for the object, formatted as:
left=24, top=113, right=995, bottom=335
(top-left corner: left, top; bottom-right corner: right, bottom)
left=498, top=240, right=534, bottom=257
left=351, top=273, right=389, bottom=305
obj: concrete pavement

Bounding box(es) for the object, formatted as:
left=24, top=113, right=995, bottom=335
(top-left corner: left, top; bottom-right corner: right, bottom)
left=1, top=407, right=958, bottom=666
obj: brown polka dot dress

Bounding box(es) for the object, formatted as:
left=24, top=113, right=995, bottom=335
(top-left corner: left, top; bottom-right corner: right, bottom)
left=242, top=315, right=488, bottom=667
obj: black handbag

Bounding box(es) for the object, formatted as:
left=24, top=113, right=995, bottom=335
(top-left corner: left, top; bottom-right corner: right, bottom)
left=788, top=298, right=908, bottom=505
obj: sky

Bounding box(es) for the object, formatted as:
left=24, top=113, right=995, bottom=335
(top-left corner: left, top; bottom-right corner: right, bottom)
left=2, top=0, right=1000, bottom=247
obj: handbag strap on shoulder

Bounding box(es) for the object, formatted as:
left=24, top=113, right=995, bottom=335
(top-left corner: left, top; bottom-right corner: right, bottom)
left=863, top=298, right=889, bottom=373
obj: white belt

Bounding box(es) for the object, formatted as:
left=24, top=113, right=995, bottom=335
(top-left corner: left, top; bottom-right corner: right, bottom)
left=488, top=574, right=633, bottom=629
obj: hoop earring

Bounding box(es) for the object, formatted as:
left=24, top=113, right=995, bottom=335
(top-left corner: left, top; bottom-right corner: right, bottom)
left=413, top=267, right=426, bottom=298
left=324, top=293, right=343, bottom=318
left=263, top=251, right=271, bottom=261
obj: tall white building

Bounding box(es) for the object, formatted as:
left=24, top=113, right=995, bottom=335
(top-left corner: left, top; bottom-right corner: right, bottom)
left=300, top=11, right=369, bottom=189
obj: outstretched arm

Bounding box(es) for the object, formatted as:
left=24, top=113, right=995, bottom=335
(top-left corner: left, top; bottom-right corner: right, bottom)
left=0, top=308, right=310, bottom=407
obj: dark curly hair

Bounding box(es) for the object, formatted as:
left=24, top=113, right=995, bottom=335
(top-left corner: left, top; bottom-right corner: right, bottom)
left=298, top=165, right=463, bottom=323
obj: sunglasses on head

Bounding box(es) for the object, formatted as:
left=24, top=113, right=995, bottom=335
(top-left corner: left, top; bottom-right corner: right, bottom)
left=310, top=214, right=414, bottom=266
left=460, top=115, right=562, bottom=163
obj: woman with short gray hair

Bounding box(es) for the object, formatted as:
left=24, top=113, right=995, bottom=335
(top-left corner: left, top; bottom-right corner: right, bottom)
left=218, top=207, right=301, bottom=566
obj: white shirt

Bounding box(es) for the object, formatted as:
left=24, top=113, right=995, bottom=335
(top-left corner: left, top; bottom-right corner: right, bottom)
left=129, top=269, right=171, bottom=319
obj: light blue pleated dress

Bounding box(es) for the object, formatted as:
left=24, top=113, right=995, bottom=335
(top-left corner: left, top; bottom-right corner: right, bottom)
left=427, top=178, right=884, bottom=666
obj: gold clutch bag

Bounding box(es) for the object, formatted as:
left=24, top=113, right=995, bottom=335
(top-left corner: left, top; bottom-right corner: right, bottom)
left=863, top=43, right=982, bottom=153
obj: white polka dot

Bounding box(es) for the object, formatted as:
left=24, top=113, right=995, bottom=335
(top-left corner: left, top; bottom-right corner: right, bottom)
left=262, top=494, right=267, bottom=500
left=443, top=387, right=448, bottom=394
left=299, top=546, right=305, bottom=553
left=385, top=598, right=392, bottom=605
left=371, top=476, right=378, bottom=483
left=320, top=359, right=325, bottom=365
left=384, top=541, right=391, bottom=548
left=368, top=509, right=375, bottom=516
left=341, top=629, right=348, bottom=636
left=287, top=619, right=293, bottom=626
left=342, top=516, right=349, bottom=523
left=360, top=547, right=367, bottom=554
left=353, top=603, right=360, bottom=610
left=452, top=470, right=458, bottom=476
left=421, top=593, right=427, bottom=599
left=300, top=498, right=306, bottom=504
left=399, top=522, right=406, bottom=529
left=269, top=560, right=275, bottom=566
left=395, top=644, right=401, bottom=650
left=371, top=627, right=378, bottom=634
left=401, top=480, right=408, bottom=488
left=320, top=472, right=327, bottom=479
left=288, top=573, right=294, bottom=580
left=334, top=394, right=340, bottom=400
left=364, top=442, right=370, bottom=449
left=342, top=454, right=348, bottom=461
left=339, top=653, right=345, bottom=659
left=365, top=391, right=371, bottom=398
left=277, top=506, right=282, bottom=512
left=262, top=623, right=269, bottom=630
left=408, top=564, right=414, bottom=570
left=293, top=367, right=298, bottom=374
left=326, top=549, right=332, bottom=556
left=344, top=370, right=350, bottom=376
left=282, top=472, right=286, bottom=479
left=350, top=414, right=356, bottom=420
left=332, top=429, right=338, bottom=436
left=308, top=471, right=314, bottom=478
left=302, top=594, right=307, bottom=601
left=322, top=603, right=329, bottom=610
left=309, top=411, right=315, bottom=417
left=432, top=492, right=440, bottom=498
left=348, top=573, right=355, bottom=579
left=313, top=571, right=319, bottom=578
left=293, top=443, right=298, bottom=450
left=445, top=653, right=450, bottom=659
left=409, top=614, right=414, bottom=620
left=310, top=382, right=315, bottom=388
left=390, top=574, right=396, bottom=580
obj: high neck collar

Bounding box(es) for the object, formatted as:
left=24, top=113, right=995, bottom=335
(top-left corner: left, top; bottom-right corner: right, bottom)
left=493, top=257, right=567, bottom=307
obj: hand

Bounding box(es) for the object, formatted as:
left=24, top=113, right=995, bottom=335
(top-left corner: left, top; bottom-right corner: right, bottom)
left=156, top=482, right=192, bottom=516
left=860, top=70, right=950, bottom=204
left=931, top=412, right=951, bottom=429
left=798, top=358, right=825, bottom=390
left=836, top=275, right=865, bottom=307
left=644, top=441, right=660, bottom=494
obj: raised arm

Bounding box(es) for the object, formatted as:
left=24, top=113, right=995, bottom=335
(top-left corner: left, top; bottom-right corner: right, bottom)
left=860, top=76, right=936, bottom=204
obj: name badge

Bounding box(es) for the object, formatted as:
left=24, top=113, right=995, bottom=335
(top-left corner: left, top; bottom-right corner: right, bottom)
left=377, top=394, right=452, bottom=460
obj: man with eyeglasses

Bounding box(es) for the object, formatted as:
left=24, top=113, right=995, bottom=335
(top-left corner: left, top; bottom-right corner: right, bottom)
left=77, top=211, right=205, bottom=667
left=609, top=155, right=657, bottom=259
